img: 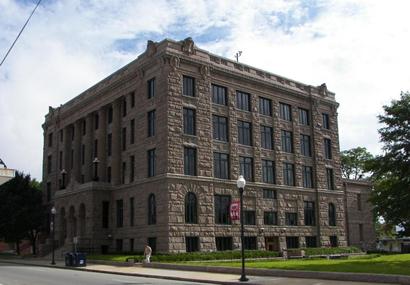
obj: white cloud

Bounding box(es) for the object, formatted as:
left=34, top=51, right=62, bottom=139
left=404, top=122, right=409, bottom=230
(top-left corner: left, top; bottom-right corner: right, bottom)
left=0, top=0, right=409, bottom=180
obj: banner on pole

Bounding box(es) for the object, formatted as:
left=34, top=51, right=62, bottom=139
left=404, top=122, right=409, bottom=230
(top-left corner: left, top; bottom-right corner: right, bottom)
left=230, top=200, right=240, bottom=221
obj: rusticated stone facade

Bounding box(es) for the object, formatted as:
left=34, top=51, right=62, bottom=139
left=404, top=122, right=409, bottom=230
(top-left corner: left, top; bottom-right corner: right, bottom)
left=42, top=38, right=374, bottom=254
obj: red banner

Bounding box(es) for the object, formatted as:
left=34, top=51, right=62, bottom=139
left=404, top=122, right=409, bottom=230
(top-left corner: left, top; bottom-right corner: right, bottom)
left=230, top=201, right=240, bottom=221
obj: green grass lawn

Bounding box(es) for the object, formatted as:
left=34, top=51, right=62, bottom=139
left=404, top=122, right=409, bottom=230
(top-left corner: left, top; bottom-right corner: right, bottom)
left=185, top=254, right=410, bottom=276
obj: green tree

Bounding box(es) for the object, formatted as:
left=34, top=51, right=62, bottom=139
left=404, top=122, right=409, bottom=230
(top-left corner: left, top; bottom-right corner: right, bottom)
left=369, top=92, right=410, bottom=236
left=340, top=147, right=374, bottom=180
left=0, top=172, right=45, bottom=255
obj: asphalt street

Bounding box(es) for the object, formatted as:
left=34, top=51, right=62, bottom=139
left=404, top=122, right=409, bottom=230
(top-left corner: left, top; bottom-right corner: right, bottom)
left=0, top=263, right=211, bottom=285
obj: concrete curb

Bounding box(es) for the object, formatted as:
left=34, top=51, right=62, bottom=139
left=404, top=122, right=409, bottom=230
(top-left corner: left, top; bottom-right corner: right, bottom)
left=144, top=262, right=410, bottom=285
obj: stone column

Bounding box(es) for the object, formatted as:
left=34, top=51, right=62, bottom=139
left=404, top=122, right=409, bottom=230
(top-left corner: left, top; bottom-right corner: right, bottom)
left=98, top=107, right=107, bottom=182
left=111, top=99, right=121, bottom=185
left=74, top=120, right=82, bottom=183
left=84, top=114, right=93, bottom=181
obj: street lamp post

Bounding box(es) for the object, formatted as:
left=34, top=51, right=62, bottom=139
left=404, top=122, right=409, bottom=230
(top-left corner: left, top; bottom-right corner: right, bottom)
left=93, top=157, right=100, bottom=181
left=237, top=175, right=248, bottom=282
left=50, top=206, right=56, bottom=265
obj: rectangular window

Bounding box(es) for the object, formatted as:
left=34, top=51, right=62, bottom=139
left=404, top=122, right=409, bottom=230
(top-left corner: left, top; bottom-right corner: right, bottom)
left=262, top=159, right=275, bottom=184
left=130, top=155, right=135, bottom=183
left=59, top=151, right=63, bottom=170
left=107, top=133, right=112, bottom=156
left=130, top=238, right=134, bottom=252
left=148, top=110, right=155, bottom=137
left=304, top=201, right=316, bottom=226
left=147, top=77, right=155, bottom=98
left=302, top=166, right=314, bottom=188
left=212, top=115, right=228, bottom=141
left=283, top=163, right=295, bottom=186
left=122, top=98, right=127, bottom=117
left=214, top=195, right=231, bottom=224
left=71, top=125, right=75, bottom=141
left=107, top=166, right=111, bottom=183
left=183, top=76, right=195, bottom=97
left=94, top=113, right=99, bottom=130
left=279, top=103, right=292, bottom=121
left=239, top=156, right=253, bottom=182
left=48, top=133, right=53, bottom=147
left=298, top=108, right=310, bottom=125
left=59, top=129, right=63, bottom=142
left=215, top=237, right=233, bottom=251
left=122, top=127, right=126, bottom=151
left=244, top=237, right=257, bottom=250
left=305, top=236, right=317, bottom=248
left=81, top=144, right=85, bottom=165
left=357, top=193, right=362, bottom=211
left=93, top=139, right=98, bottom=158
left=300, top=134, right=311, bottom=156
left=186, top=237, right=199, bottom=252
left=183, top=108, right=196, bottom=135
left=236, top=91, right=250, bottom=111
left=116, top=239, right=123, bottom=252
left=264, top=211, right=278, bottom=225
left=184, top=147, right=197, bottom=176
left=324, top=138, right=332, bottom=159
left=281, top=130, right=293, bottom=153
left=130, top=119, right=135, bottom=144
left=326, top=168, right=335, bottom=190
left=82, top=120, right=86, bottom=136
left=148, top=149, right=156, bottom=177
left=70, top=149, right=74, bottom=169
left=244, top=210, right=256, bottom=225
left=130, top=91, right=135, bottom=108
left=102, top=201, right=109, bottom=228
left=238, top=120, right=252, bottom=146
left=260, top=125, right=273, bottom=150
left=322, top=113, right=330, bottom=129
left=285, top=212, right=298, bottom=226
left=47, top=155, right=52, bottom=174
left=286, top=236, right=299, bottom=249
left=130, top=197, right=134, bottom=226
left=263, top=189, right=277, bottom=199
left=121, top=162, right=126, bottom=184
left=259, top=97, right=272, bottom=116
left=330, top=236, right=338, bottom=247
left=212, top=84, right=227, bottom=105
left=46, top=182, right=51, bottom=202
left=116, top=199, right=123, bottom=227
left=108, top=106, right=113, bottom=124
left=359, top=224, right=364, bottom=241
left=214, top=152, right=229, bottom=179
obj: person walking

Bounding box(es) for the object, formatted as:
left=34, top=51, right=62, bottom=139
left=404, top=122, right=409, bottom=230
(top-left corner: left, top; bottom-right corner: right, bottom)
left=144, top=244, right=152, bottom=263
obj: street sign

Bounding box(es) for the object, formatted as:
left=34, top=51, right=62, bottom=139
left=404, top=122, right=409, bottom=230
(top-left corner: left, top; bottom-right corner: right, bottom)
left=230, top=201, right=240, bottom=221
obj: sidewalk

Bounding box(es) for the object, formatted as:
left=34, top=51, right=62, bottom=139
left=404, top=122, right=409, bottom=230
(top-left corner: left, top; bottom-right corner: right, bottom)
left=0, top=257, right=401, bottom=285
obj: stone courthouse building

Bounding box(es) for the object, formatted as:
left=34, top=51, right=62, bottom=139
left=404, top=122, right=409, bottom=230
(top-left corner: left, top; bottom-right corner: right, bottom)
left=42, top=38, right=375, bottom=253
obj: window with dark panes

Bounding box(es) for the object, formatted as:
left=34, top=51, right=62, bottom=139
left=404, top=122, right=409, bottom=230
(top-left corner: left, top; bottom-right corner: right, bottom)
left=148, top=193, right=156, bottom=225
left=183, top=76, right=195, bottom=97
left=107, top=166, right=111, bottom=183
left=148, top=110, right=155, bottom=137
left=116, top=239, right=123, bottom=252
left=238, top=120, right=252, bottom=146
left=330, top=235, right=338, bottom=247
left=212, top=115, right=228, bottom=141
left=328, top=203, right=336, bottom=226
left=70, top=125, right=75, bottom=141
left=324, top=138, right=332, bottom=159
left=244, top=210, right=256, bottom=225
left=148, top=237, right=157, bottom=253
left=298, top=108, right=310, bottom=125
left=262, top=159, right=275, bottom=184
left=130, top=239, right=134, bottom=252
left=239, top=156, right=253, bottom=182
left=300, top=134, right=311, bottom=156
left=322, top=113, right=330, bottom=129
left=116, top=199, right=123, bottom=227
left=214, top=152, right=229, bottom=179
left=214, top=195, right=231, bottom=224
left=263, top=189, right=277, bottom=199
left=48, top=133, right=53, bottom=147
left=186, top=236, right=199, bottom=252
left=147, top=78, right=155, bottom=98
left=122, top=98, right=127, bottom=117
left=130, top=155, right=135, bottom=183
left=264, top=211, right=278, bottom=225
left=260, top=125, right=273, bottom=149
left=184, top=147, right=197, bottom=176
left=102, top=201, right=109, bottom=228
left=279, top=103, right=292, bottom=121
left=121, top=162, right=126, bottom=184
left=46, top=182, right=51, bottom=202
left=108, top=106, right=113, bottom=124
left=305, top=236, right=317, bottom=248
left=302, top=166, right=313, bottom=188
left=148, top=149, right=156, bottom=177
left=122, top=127, right=126, bottom=151
left=215, top=237, right=232, bottom=251
left=130, top=119, right=135, bottom=144
left=212, top=84, right=227, bottom=105
left=59, top=129, right=63, bottom=142
left=185, top=192, right=197, bottom=223
left=81, top=144, right=85, bottom=165
left=244, top=236, right=257, bottom=250
left=183, top=108, right=196, bottom=135
left=129, top=197, right=134, bottom=226
left=94, top=113, right=99, bottom=130
left=304, top=201, right=315, bottom=226
left=286, top=236, right=299, bottom=248
left=107, top=133, right=112, bottom=156
left=283, top=162, right=295, bottom=186
left=82, top=120, right=86, bottom=136
left=285, top=212, right=298, bottom=226
left=70, top=149, right=74, bottom=169
left=59, top=151, right=63, bottom=170
left=326, top=168, right=334, bottom=190
left=130, top=91, right=135, bottom=107
left=357, top=193, right=362, bottom=211
left=281, top=130, right=293, bottom=153
left=93, top=139, right=98, bottom=158
left=259, top=97, right=272, bottom=116
left=236, top=91, right=250, bottom=111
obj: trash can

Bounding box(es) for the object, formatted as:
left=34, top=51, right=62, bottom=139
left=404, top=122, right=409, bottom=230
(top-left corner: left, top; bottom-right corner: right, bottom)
left=74, top=252, right=87, bottom=267
left=64, top=252, right=74, bottom=266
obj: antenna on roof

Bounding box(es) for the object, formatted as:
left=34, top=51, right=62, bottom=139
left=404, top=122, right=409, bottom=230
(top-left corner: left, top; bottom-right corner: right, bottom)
left=235, top=51, right=242, bottom=62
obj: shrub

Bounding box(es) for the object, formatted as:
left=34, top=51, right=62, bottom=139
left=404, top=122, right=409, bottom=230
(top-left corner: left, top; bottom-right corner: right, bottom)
left=294, top=246, right=361, bottom=256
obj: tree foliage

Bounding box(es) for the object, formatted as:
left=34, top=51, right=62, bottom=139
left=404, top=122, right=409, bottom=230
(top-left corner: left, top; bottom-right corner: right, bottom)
left=369, top=92, right=410, bottom=236
left=0, top=172, right=44, bottom=255
left=340, top=147, right=374, bottom=180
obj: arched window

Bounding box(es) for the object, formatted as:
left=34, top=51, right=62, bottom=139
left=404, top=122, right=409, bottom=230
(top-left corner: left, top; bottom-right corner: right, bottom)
left=328, top=203, right=336, bottom=226
left=148, top=194, right=156, bottom=225
left=185, top=192, right=197, bottom=223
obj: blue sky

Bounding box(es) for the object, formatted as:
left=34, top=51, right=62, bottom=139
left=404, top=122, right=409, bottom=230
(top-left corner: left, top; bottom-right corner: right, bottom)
left=1, top=0, right=410, bottom=180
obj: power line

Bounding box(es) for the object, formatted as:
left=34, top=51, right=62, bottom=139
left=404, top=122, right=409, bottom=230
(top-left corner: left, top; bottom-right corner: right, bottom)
left=0, top=0, right=42, bottom=68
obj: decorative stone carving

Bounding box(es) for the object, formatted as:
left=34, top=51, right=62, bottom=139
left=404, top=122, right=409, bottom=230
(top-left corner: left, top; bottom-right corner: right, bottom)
left=200, top=65, right=209, bottom=79
left=318, top=83, right=328, bottom=96
left=170, top=56, right=180, bottom=71
left=146, top=40, right=157, bottom=57
left=181, top=37, right=195, bottom=55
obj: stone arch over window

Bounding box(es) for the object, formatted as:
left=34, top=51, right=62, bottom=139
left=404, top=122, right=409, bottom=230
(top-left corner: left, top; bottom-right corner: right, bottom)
left=148, top=193, right=156, bottom=225
left=328, top=203, right=336, bottom=226
left=185, top=192, right=197, bottom=224
left=79, top=203, right=86, bottom=237
left=59, top=207, right=67, bottom=244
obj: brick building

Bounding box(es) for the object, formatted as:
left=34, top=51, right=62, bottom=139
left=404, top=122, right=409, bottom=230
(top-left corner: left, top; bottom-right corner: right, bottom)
left=42, top=38, right=375, bottom=253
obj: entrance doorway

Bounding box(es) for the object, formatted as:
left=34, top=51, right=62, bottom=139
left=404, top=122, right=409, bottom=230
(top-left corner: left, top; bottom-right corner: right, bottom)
left=265, top=237, right=279, bottom=251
